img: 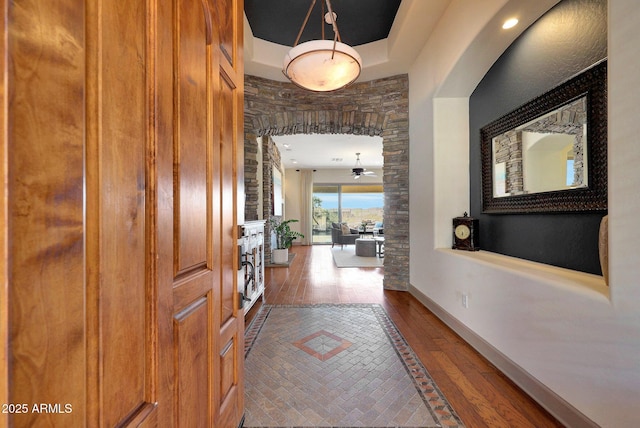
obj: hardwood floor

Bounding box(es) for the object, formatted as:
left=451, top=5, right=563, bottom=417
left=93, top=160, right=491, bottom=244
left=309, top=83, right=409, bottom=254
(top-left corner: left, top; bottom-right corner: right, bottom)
left=247, top=245, right=564, bottom=428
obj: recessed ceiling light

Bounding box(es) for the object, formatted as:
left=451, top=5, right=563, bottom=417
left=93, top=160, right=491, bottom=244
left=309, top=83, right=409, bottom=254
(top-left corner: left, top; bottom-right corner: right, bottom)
left=502, top=18, right=518, bottom=29
left=291, top=159, right=298, bottom=164
left=282, top=143, right=290, bottom=148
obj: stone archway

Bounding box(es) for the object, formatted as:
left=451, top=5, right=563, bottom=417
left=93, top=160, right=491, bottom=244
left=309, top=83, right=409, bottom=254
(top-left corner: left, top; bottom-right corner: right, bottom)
left=244, top=75, right=409, bottom=290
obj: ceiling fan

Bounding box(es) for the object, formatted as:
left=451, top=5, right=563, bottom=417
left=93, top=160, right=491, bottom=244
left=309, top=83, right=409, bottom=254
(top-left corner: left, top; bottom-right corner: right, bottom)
left=351, top=152, right=377, bottom=180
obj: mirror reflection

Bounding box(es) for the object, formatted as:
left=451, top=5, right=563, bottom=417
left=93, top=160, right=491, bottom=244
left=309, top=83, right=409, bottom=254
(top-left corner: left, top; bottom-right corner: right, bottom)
left=492, top=96, right=587, bottom=197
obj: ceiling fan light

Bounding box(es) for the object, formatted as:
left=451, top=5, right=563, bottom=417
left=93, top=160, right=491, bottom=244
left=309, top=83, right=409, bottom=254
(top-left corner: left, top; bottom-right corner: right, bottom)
left=283, top=40, right=362, bottom=92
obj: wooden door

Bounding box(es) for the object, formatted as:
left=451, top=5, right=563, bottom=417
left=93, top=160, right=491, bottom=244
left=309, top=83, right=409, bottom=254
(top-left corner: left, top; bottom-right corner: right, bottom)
left=2, top=0, right=244, bottom=426
left=5, top=1, right=87, bottom=426
left=159, top=0, right=245, bottom=426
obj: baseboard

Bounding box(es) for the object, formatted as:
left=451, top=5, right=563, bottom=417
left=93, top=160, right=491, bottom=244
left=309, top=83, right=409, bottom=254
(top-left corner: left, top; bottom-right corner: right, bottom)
left=408, top=284, right=598, bottom=428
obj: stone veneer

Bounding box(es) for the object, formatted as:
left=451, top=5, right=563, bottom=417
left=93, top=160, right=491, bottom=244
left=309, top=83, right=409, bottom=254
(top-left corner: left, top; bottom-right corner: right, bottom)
left=244, top=74, right=410, bottom=291
left=262, top=136, right=282, bottom=257
left=493, top=130, right=524, bottom=195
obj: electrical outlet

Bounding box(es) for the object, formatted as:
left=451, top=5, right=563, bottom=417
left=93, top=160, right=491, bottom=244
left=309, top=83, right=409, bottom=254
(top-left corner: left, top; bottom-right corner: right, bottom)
left=462, top=293, right=469, bottom=308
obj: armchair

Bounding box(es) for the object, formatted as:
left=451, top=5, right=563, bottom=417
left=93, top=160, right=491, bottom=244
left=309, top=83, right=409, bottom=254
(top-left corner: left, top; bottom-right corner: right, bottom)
left=331, top=222, right=359, bottom=248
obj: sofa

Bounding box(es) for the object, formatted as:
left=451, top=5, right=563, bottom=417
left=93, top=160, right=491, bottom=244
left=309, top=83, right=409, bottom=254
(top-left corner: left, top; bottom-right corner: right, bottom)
left=360, top=220, right=383, bottom=235
left=374, top=221, right=384, bottom=235
left=331, top=222, right=359, bottom=248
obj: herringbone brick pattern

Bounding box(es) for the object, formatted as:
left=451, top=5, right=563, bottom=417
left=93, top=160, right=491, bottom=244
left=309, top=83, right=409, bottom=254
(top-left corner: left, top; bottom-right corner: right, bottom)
left=244, top=305, right=460, bottom=427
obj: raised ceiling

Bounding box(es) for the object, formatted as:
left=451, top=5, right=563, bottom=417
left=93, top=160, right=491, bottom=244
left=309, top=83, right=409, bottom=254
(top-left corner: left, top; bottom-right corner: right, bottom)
left=243, top=0, right=453, bottom=83
left=244, top=0, right=402, bottom=47
left=244, top=1, right=564, bottom=171
left=245, top=0, right=449, bottom=170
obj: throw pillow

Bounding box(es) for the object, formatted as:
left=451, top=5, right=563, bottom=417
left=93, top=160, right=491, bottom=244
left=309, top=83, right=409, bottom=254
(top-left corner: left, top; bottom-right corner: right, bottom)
left=341, top=223, right=351, bottom=235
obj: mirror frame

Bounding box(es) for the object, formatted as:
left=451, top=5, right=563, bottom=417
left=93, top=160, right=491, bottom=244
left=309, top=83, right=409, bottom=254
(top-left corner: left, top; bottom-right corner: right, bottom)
left=481, top=60, right=607, bottom=213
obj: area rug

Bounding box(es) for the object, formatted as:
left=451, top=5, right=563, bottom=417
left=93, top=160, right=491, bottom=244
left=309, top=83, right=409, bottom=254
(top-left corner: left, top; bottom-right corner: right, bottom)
left=244, top=304, right=464, bottom=427
left=331, top=247, right=383, bottom=268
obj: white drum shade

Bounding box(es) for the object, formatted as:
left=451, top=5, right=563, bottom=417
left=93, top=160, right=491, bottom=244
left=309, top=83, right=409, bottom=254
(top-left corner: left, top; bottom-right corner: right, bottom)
left=283, top=40, right=362, bottom=92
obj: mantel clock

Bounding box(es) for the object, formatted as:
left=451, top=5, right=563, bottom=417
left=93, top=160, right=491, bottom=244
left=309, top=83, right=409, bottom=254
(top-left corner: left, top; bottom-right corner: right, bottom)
left=453, top=212, right=479, bottom=251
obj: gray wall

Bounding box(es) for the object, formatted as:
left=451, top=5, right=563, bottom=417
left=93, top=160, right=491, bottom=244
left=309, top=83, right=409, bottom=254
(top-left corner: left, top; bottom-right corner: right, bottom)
left=469, top=0, right=607, bottom=274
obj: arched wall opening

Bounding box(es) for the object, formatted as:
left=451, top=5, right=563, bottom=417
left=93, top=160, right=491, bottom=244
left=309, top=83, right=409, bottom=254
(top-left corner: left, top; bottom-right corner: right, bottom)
left=244, top=74, right=410, bottom=290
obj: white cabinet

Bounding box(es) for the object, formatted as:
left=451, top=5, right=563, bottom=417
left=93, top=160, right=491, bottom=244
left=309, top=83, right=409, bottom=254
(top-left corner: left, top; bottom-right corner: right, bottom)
left=238, top=220, right=265, bottom=313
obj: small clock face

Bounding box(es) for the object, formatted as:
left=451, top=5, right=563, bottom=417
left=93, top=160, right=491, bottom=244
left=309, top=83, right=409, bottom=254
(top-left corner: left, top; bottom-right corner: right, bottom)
left=455, top=224, right=470, bottom=240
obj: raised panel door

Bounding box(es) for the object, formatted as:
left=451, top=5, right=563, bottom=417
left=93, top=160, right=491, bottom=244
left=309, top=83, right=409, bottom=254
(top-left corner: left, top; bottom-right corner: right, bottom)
left=3, top=0, right=244, bottom=425
left=166, top=0, right=245, bottom=426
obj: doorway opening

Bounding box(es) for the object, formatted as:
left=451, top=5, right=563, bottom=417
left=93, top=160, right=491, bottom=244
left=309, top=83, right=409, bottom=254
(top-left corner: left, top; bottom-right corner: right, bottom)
left=243, top=73, right=410, bottom=290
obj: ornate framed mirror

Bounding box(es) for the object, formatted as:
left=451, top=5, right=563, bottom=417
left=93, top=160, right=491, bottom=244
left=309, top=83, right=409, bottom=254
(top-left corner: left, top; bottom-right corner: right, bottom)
left=481, top=60, right=607, bottom=213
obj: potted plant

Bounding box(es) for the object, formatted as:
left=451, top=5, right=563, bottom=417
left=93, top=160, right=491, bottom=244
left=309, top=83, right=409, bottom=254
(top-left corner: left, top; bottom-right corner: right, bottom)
left=270, top=217, right=304, bottom=264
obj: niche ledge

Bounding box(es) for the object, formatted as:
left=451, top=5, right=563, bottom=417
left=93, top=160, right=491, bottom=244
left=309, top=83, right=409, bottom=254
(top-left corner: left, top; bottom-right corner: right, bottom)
left=436, top=248, right=609, bottom=301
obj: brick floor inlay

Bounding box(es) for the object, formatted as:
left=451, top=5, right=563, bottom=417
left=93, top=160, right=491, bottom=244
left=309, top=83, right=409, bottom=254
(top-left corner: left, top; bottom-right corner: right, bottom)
left=244, top=304, right=464, bottom=427
left=293, top=330, right=353, bottom=362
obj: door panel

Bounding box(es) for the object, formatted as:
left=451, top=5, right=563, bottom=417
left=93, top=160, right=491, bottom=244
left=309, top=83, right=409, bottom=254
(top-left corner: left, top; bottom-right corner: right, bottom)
left=6, top=1, right=86, bottom=426
left=170, top=0, right=244, bottom=426
left=92, top=1, right=150, bottom=425
left=212, top=0, right=245, bottom=424
left=219, top=71, right=236, bottom=324
left=176, top=0, right=210, bottom=274
left=219, top=333, right=236, bottom=401
left=175, top=297, right=211, bottom=426
left=215, top=0, right=235, bottom=64
left=171, top=0, right=217, bottom=425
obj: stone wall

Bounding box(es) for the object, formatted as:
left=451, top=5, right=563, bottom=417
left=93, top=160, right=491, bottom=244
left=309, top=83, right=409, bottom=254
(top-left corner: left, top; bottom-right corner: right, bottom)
left=244, top=74, right=410, bottom=290
left=493, top=130, right=524, bottom=195
left=244, top=134, right=260, bottom=222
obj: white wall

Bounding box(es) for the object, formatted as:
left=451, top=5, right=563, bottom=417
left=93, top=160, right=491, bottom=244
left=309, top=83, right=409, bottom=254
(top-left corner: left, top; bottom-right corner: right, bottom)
left=283, top=169, right=302, bottom=236
left=409, top=1, right=640, bottom=426
left=523, top=133, right=573, bottom=193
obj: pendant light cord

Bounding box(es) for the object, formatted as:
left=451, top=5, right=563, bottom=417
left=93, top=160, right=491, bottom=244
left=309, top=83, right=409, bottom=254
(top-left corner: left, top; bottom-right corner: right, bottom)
left=293, top=0, right=317, bottom=47
left=293, top=0, right=342, bottom=51
left=325, top=0, right=341, bottom=43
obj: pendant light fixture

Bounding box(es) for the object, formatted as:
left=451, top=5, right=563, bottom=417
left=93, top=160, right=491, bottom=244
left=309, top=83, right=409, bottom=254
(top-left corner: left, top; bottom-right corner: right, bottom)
left=283, top=0, right=362, bottom=92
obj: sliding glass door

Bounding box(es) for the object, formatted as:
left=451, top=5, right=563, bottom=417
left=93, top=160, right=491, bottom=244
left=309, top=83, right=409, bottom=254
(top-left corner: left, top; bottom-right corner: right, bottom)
left=312, top=184, right=383, bottom=244
left=340, top=184, right=383, bottom=228
left=312, top=185, right=339, bottom=244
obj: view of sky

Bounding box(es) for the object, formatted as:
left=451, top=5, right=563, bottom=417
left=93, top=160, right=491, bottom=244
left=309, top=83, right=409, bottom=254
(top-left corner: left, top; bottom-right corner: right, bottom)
left=315, top=193, right=383, bottom=209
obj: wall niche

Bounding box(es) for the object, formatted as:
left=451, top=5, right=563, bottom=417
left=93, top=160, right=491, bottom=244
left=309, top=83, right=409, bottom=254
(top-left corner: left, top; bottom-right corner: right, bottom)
left=469, top=0, right=607, bottom=274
